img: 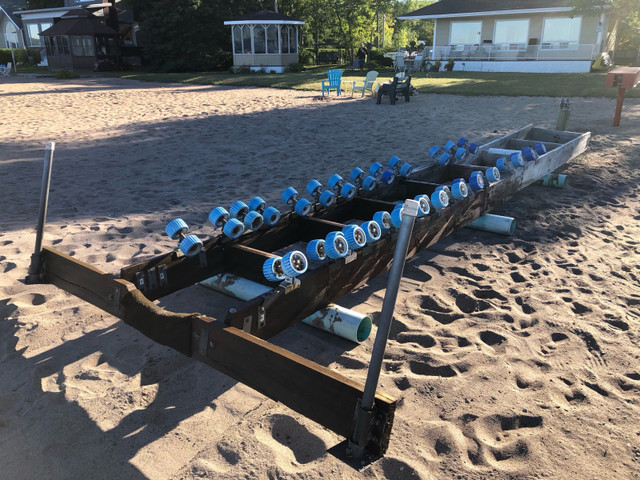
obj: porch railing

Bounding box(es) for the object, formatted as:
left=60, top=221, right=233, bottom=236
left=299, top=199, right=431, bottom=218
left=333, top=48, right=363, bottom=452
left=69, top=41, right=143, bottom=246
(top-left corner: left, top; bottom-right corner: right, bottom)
left=425, top=43, right=596, bottom=62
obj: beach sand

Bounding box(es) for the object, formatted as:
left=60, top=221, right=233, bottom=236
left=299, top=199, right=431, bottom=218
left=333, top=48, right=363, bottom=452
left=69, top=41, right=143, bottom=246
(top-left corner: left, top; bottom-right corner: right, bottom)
left=0, top=76, right=639, bottom=480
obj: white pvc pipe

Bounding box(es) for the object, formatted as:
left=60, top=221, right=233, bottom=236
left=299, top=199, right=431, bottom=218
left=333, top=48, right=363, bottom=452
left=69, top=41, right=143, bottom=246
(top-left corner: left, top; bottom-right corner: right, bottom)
left=200, top=274, right=372, bottom=343
left=467, top=214, right=516, bottom=236
left=537, top=174, right=567, bottom=188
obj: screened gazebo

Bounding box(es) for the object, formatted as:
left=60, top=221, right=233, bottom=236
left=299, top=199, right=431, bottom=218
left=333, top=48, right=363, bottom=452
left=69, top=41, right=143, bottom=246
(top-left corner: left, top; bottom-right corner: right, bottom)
left=224, top=10, right=304, bottom=73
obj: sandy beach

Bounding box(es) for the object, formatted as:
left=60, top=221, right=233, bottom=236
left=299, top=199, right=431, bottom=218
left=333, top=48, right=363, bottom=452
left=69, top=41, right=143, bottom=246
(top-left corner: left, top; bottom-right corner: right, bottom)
left=0, top=76, right=639, bottom=480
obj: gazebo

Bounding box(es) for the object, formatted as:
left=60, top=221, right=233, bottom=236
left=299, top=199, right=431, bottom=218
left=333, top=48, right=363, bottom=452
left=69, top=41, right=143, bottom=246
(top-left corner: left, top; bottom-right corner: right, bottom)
left=224, top=9, right=304, bottom=73
left=40, top=9, right=119, bottom=71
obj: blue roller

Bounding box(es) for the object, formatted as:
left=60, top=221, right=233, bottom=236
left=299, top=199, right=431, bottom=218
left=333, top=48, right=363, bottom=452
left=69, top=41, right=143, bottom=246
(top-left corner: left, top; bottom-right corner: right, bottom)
left=399, top=163, right=413, bottom=177
left=388, top=156, right=402, bottom=171
left=485, top=167, right=500, bottom=183
left=469, top=171, right=485, bottom=191
left=511, top=152, right=525, bottom=168
left=263, top=206, right=281, bottom=226
left=179, top=234, right=203, bottom=257
left=373, top=211, right=392, bottom=231
left=381, top=170, right=395, bottom=185
left=522, top=147, right=537, bottom=162
left=306, top=239, right=326, bottom=261
left=340, top=182, right=356, bottom=199
left=209, top=207, right=229, bottom=227
left=325, top=231, right=349, bottom=259
left=535, top=142, right=547, bottom=156
left=369, top=162, right=384, bottom=177
left=430, top=190, right=449, bottom=210
left=342, top=225, right=367, bottom=249
left=263, top=256, right=285, bottom=282
left=248, top=196, right=266, bottom=213
left=243, top=210, right=263, bottom=230
left=349, top=167, right=365, bottom=184
left=468, top=142, right=479, bottom=154
left=328, top=173, right=344, bottom=191
left=435, top=185, right=451, bottom=197
left=229, top=200, right=249, bottom=219
left=413, top=195, right=430, bottom=217
left=294, top=198, right=312, bottom=216
left=306, top=179, right=323, bottom=197
left=454, top=148, right=467, bottom=160
left=438, top=153, right=451, bottom=166
left=223, top=217, right=244, bottom=238
left=361, top=220, right=382, bottom=243
left=451, top=180, right=468, bottom=199
left=444, top=140, right=456, bottom=153
left=390, top=205, right=403, bottom=228
left=281, top=250, right=308, bottom=277
left=457, top=137, right=468, bottom=148
left=281, top=187, right=298, bottom=205
left=319, top=190, right=336, bottom=207
left=165, top=218, right=188, bottom=239
left=427, top=146, right=441, bottom=158
left=362, top=176, right=377, bottom=191
left=496, top=157, right=509, bottom=172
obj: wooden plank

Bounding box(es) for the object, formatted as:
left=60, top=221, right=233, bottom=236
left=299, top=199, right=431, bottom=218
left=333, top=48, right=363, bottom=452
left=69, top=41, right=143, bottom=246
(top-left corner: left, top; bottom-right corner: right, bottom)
left=526, top=127, right=581, bottom=144
left=478, top=124, right=533, bottom=151
left=506, top=139, right=562, bottom=151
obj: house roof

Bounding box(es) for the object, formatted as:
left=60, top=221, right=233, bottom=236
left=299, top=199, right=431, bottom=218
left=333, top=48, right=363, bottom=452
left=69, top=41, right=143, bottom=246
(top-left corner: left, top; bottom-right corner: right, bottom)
left=0, top=3, right=23, bottom=28
left=224, top=9, right=304, bottom=25
left=398, top=0, right=603, bottom=20
left=39, top=9, right=117, bottom=36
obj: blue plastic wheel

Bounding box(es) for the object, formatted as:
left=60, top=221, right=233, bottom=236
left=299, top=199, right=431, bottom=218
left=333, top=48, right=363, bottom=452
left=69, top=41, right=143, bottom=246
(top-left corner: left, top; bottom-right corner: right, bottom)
left=390, top=205, right=403, bottom=228
left=263, top=256, right=285, bottom=282
left=349, top=167, right=365, bottom=184
left=281, top=187, right=298, bottom=205
left=435, top=185, right=451, bottom=197
left=306, top=239, right=326, bottom=261
left=413, top=195, right=430, bottom=217
left=248, top=196, right=266, bottom=213
left=496, top=157, right=509, bottom=172
left=328, top=174, right=344, bottom=192
left=340, top=182, right=356, bottom=199
left=166, top=218, right=189, bottom=240
left=451, top=180, right=468, bottom=200
left=373, top=211, right=392, bottom=231
left=361, top=220, right=382, bottom=243
left=388, top=156, right=402, bottom=171
left=399, top=163, right=413, bottom=178
left=438, top=153, right=451, bottom=166
left=319, top=190, right=336, bottom=207
left=294, top=198, right=312, bottom=216
left=342, top=225, right=367, bottom=249
left=208, top=207, right=229, bottom=228
left=281, top=250, right=308, bottom=277
left=263, top=206, right=281, bottom=226
left=223, top=218, right=244, bottom=238
left=444, top=140, right=456, bottom=153
left=468, top=142, right=479, bottom=154
left=369, top=162, right=384, bottom=177
left=325, top=232, right=349, bottom=259
left=362, top=176, right=377, bottom=191
left=535, top=142, right=547, bottom=156
left=381, top=170, right=395, bottom=185
left=485, top=167, right=500, bottom=183
left=306, top=179, right=323, bottom=197
left=521, top=147, right=536, bottom=162
left=244, top=210, right=263, bottom=230
left=427, top=146, right=441, bottom=158
left=229, top=200, right=249, bottom=219
left=469, top=171, right=485, bottom=191
left=430, top=190, right=449, bottom=210
left=454, top=148, right=467, bottom=160
left=511, top=152, right=525, bottom=168
left=179, top=234, right=203, bottom=257
left=457, top=137, right=468, bottom=148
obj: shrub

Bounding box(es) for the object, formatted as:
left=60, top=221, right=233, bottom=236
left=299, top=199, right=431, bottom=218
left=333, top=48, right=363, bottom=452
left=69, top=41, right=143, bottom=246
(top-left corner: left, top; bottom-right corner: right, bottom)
left=53, top=69, right=79, bottom=79
left=288, top=62, right=304, bottom=73
left=298, top=47, right=315, bottom=65
left=444, top=59, right=455, bottom=71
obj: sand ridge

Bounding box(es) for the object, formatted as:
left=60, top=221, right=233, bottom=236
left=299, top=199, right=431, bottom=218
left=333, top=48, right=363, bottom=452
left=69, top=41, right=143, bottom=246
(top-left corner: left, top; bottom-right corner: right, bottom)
left=0, top=76, right=639, bottom=479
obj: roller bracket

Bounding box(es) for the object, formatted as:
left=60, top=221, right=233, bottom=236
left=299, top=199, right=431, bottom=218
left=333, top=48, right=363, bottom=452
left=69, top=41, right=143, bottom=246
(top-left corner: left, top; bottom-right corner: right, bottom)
left=198, top=249, right=208, bottom=268
left=147, top=267, right=158, bottom=290
left=157, top=265, right=168, bottom=287
left=135, top=271, right=146, bottom=292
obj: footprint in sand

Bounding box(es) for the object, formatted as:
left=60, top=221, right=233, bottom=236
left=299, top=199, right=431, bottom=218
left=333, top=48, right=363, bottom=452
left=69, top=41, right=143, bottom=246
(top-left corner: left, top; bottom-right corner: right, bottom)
left=255, top=413, right=326, bottom=466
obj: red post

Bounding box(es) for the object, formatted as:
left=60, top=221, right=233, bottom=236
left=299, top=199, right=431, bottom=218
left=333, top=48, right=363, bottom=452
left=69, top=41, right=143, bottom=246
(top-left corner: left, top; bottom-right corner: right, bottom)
left=613, top=86, right=626, bottom=127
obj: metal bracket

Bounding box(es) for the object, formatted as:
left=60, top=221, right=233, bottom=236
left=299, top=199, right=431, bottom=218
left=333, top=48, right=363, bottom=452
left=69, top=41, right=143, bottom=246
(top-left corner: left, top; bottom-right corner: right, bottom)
left=198, top=249, right=208, bottom=268
left=135, top=271, right=146, bottom=292
left=198, top=327, right=210, bottom=356
left=157, top=265, right=168, bottom=287
left=256, top=278, right=300, bottom=329
left=110, top=286, right=121, bottom=310
left=147, top=267, right=158, bottom=290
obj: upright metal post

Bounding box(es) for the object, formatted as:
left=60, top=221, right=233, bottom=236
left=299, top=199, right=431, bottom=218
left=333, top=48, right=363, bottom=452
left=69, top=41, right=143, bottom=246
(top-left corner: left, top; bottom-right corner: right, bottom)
left=26, top=142, right=55, bottom=283
left=348, top=199, right=419, bottom=458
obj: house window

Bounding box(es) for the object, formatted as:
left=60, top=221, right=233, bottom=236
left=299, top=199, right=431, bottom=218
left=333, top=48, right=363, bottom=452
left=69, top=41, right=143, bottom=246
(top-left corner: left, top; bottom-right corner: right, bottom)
left=233, top=26, right=242, bottom=53
left=542, top=17, right=581, bottom=48
left=450, top=21, right=482, bottom=45
left=494, top=19, right=529, bottom=46
left=242, top=25, right=251, bottom=53
left=82, top=36, right=94, bottom=56
left=266, top=25, right=278, bottom=53
left=3, top=23, right=20, bottom=48
left=26, top=22, right=53, bottom=47
left=254, top=25, right=266, bottom=54
left=288, top=26, right=297, bottom=54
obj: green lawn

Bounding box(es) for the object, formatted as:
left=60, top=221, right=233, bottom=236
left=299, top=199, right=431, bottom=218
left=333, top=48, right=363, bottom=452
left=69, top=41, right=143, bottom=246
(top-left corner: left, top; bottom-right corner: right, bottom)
left=105, top=65, right=638, bottom=98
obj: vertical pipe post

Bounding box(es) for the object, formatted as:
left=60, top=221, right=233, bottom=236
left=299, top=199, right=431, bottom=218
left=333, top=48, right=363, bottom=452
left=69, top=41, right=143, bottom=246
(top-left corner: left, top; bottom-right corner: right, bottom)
left=613, top=86, right=626, bottom=127
left=26, top=142, right=55, bottom=283
left=348, top=199, right=419, bottom=459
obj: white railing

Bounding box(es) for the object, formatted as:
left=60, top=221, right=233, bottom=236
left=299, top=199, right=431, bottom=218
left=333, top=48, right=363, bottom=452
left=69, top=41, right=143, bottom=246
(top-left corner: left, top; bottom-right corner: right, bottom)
left=424, top=43, right=596, bottom=62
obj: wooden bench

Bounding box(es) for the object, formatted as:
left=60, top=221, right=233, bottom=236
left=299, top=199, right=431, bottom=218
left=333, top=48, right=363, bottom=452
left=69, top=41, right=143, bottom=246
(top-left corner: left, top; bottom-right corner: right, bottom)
left=376, top=75, right=411, bottom=105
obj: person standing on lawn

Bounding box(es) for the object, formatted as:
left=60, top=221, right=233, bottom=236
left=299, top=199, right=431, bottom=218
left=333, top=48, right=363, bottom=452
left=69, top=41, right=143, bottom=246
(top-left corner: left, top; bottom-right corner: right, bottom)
left=357, top=43, right=368, bottom=71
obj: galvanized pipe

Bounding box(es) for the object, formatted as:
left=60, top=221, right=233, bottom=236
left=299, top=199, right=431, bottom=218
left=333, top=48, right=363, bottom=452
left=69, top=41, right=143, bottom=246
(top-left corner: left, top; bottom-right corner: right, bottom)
left=467, top=213, right=516, bottom=236
left=27, top=142, right=55, bottom=283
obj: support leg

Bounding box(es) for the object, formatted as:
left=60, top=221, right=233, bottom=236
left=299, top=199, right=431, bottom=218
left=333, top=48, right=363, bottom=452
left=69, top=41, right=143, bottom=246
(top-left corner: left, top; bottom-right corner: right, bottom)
left=613, top=86, right=626, bottom=127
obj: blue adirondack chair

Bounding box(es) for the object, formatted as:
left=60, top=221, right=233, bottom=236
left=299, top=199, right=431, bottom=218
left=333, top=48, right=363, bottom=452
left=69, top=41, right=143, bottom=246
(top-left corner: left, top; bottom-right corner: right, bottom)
left=321, top=69, right=343, bottom=97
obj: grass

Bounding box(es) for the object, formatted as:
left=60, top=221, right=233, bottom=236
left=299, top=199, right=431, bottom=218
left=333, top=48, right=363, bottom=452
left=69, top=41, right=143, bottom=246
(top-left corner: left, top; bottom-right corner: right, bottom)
left=100, top=65, right=639, bottom=98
